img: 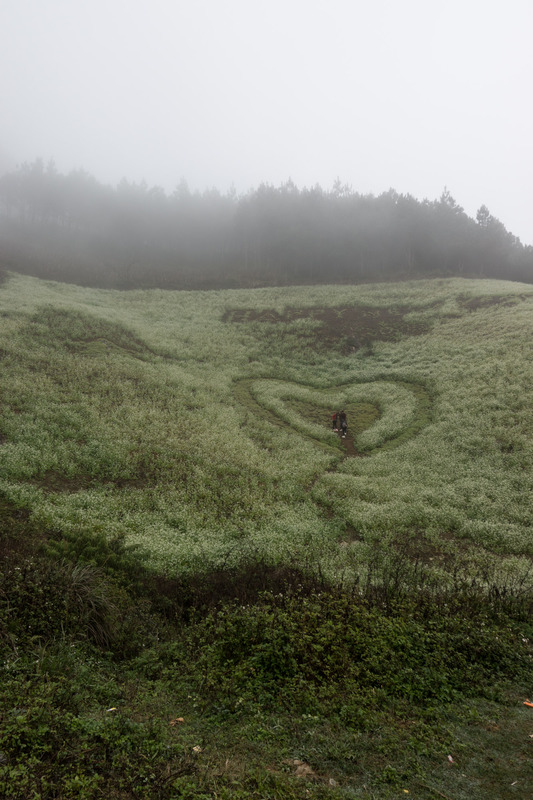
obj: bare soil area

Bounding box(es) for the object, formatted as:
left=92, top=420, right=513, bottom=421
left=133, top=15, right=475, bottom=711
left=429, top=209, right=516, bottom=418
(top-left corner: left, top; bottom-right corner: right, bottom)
left=457, top=294, right=527, bottom=311
left=223, top=304, right=430, bottom=353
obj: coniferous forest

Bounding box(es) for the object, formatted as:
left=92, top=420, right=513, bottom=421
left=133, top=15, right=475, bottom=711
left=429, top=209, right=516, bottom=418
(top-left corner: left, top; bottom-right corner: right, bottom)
left=1, top=159, right=532, bottom=290
left=2, top=160, right=533, bottom=798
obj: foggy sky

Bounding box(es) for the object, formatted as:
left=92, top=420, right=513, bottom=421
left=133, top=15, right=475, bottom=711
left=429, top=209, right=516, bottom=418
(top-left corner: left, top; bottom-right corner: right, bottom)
left=2, top=0, right=532, bottom=244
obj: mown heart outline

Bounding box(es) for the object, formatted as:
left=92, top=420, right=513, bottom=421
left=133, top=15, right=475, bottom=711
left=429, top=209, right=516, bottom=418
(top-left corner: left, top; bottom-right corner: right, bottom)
left=239, top=377, right=429, bottom=453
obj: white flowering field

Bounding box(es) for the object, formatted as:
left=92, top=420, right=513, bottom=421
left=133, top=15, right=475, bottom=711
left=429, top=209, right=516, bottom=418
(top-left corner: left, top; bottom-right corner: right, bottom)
left=0, top=272, right=532, bottom=586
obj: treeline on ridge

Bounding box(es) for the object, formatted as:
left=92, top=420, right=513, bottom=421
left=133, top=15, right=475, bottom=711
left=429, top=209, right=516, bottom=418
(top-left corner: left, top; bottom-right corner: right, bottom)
left=1, top=159, right=532, bottom=290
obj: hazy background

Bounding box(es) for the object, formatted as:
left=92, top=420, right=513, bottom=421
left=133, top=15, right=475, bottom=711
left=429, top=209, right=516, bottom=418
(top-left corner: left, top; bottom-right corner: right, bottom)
left=1, top=0, right=532, bottom=243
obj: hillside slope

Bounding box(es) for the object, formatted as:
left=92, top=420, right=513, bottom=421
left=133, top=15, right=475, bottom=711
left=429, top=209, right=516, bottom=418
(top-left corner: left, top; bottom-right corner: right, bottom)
left=0, top=273, right=531, bottom=581
left=1, top=273, right=532, bottom=799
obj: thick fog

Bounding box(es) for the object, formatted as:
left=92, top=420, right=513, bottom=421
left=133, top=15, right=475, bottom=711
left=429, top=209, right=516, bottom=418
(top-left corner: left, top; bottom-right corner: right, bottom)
left=1, top=0, right=532, bottom=244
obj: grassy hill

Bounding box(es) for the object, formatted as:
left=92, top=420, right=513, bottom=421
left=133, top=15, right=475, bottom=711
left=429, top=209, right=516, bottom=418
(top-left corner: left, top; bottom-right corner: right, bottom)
left=1, top=273, right=532, bottom=799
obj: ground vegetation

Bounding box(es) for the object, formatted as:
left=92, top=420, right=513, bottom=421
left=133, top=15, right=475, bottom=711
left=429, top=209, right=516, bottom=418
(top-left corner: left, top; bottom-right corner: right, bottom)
left=0, top=273, right=532, bottom=798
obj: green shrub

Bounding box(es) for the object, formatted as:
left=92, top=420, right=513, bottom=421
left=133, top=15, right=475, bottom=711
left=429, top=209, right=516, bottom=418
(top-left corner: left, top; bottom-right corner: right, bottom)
left=151, top=588, right=531, bottom=717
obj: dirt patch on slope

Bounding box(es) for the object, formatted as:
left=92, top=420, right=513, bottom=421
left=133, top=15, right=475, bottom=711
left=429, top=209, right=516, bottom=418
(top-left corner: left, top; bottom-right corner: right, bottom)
left=457, top=294, right=527, bottom=312
left=223, top=304, right=429, bottom=352
left=28, top=470, right=163, bottom=494
left=28, top=471, right=101, bottom=493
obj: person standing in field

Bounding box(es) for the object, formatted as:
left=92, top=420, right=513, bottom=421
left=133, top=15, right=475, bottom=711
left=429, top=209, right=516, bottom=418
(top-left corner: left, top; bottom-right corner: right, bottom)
left=339, top=410, right=347, bottom=438
left=331, top=411, right=339, bottom=431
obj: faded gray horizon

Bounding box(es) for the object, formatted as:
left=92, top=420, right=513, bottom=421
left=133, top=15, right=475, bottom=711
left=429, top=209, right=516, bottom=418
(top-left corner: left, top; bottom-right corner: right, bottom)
left=2, top=0, right=532, bottom=244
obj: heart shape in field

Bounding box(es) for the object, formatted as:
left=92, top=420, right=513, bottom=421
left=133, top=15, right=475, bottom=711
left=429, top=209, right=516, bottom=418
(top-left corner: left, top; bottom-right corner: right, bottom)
left=245, top=378, right=427, bottom=453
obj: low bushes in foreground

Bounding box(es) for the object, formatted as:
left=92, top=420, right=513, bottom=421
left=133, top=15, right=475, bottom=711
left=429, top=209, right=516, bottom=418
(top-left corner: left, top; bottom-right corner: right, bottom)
left=1, top=496, right=532, bottom=799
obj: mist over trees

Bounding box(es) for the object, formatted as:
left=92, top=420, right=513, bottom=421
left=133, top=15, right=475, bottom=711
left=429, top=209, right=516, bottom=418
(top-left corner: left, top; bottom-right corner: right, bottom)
left=1, top=159, right=531, bottom=289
